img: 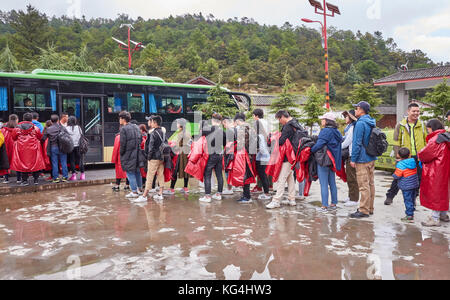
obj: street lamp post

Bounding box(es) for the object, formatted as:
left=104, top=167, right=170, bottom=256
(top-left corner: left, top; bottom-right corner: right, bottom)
left=302, top=0, right=340, bottom=110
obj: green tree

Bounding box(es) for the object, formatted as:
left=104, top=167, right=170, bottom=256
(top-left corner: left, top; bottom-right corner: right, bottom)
left=8, top=5, right=50, bottom=67
left=300, top=84, right=326, bottom=135
left=33, top=44, right=68, bottom=70
left=68, top=45, right=93, bottom=72
left=194, top=79, right=238, bottom=119
left=422, top=78, right=450, bottom=121
left=348, top=83, right=382, bottom=120
left=0, top=44, right=19, bottom=72
left=346, top=64, right=362, bottom=85
left=269, top=69, right=301, bottom=119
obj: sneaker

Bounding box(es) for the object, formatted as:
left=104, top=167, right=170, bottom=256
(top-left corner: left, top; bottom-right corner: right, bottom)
left=350, top=210, right=370, bottom=219
left=34, top=179, right=39, bottom=185
left=52, top=178, right=61, bottom=183
left=61, top=177, right=68, bottom=182
left=233, top=187, right=243, bottom=192
left=20, top=181, right=29, bottom=187
left=295, top=195, right=306, bottom=201
left=401, top=216, right=414, bottom=223
left=258, top=194, right=272, bottom=200
left=316, top=207, right=328, bottom=213
left=199, top=196, right=212, bottom=203
left=153, top=194, right=164, bottom=201
left=149, top=189, right=157, bottom=194
left=289, top=200, right=297, bottom=207
left=222, top=188, right=234, bottom=195
left=125, top=192, right=139, bottom=198
left=328, top=205, right=338, bottom=211
left=79, top=173, right=85, bottom=181
left=251, top=186, right=263, bottom=193
left=281, top=199, right=290, bottom=206
left=2, top=179, right=9, bottom=184
left=345, top=201, right=359, bottom=207
left=163, top=189, right=175, bottom=195
left=69, top=173, right=77, bottom=181
left=342, top=197, right=350, bottom=203
left=124, top=185, right=131, bottom=191
left=212, top=193, right=222, bottom=201
left=421, top=217, right=440, bottom=227
left=237, top=197, right=253, bottom=204
left=440, top=214, right=450, bottom=223
left=266, top=201, right=281, bottom=209
left=182, top=187, right=189, bottom=194
left=112, top=186, right=120, bottom=192
left=137, top=189, right=143, bottom=195
left=133, top=195, right=148, bottom=203
left=384, top=198, right=393, bottom=205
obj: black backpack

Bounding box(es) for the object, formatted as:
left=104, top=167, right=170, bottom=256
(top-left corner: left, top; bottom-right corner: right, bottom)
left=365, top=127, right=388, bottom=157
left=58, top=126, right=74, bottom=154
left=155, top=130, right=171, bottom=159
left=77, top=126, right=89, bottom=155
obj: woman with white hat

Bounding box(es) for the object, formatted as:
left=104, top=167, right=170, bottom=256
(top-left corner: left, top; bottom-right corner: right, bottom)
left=310, top=112, right=343, bottom=213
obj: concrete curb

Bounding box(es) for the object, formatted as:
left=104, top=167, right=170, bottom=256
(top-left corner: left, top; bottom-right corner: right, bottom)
left=0, top=178, right=116, bottom=196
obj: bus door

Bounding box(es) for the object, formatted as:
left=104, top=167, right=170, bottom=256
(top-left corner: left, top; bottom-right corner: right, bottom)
left=83, top=97, right=103, bottom=163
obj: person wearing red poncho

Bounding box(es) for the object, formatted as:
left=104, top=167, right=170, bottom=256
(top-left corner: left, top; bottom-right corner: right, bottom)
left=228, top=114, right=257, bottom=203
left=266, top=110, right=305, bottom=209
left=1, top=114, right=19, bottom=183
left=418, top=119, right=450, bottom=227
left=10, top=112, right=45, bottom=186
left=111, top=125, right=129, bottom=192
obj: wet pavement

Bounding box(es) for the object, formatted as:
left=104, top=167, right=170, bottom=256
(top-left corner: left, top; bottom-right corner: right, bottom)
left=0, top=171, right=448, bottom=280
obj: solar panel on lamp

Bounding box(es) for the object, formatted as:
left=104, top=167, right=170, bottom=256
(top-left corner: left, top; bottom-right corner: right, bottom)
left=326, top=3, right=341, bottom=15
left=309, top=0, right=324, bottom=11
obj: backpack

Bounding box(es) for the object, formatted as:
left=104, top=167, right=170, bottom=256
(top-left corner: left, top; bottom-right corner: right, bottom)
left=58, top=126, right=74, bottom=154
left=78, top=126, right=89, bottom=155
left=365, top=127, right=388, bottom=157
left=155, top=129, right=171, bottom=159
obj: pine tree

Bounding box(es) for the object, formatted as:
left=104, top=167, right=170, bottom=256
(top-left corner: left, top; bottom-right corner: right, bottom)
left=300, top=84, right=326, bottom=135
left=345, top=64, right=362, bottom=85
left=0, top=44, right=19, bottom=72
left=269, top=68, right=301, bottom=118
left=33, top=44, right=68, bottom=70
left=348, top=83, right=382, bottom=121
left=193, top=74, right=239, bottom=119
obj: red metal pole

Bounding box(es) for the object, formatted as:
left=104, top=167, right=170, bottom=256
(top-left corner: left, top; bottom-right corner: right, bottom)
left=127, top=27, right=132, bottom=70
left=323, top=0, right=330, bottom=110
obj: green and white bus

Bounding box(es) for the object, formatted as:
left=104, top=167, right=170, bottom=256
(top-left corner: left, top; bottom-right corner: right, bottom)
left=0, top=69, right=251, bottom=164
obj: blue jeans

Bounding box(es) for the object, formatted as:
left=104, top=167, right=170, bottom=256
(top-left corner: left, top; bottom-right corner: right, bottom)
left=298, top=180, right=305, bottom=197
left=51, top=145, right=68, bottom=179
left=126, top=171, right=143, bottom=193
left=402, top=189, right=416, bottom=217
left=317, top=165, right=338, bottom=207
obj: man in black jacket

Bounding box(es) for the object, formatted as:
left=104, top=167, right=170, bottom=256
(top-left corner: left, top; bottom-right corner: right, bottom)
left=199, top=113, right=226, bottom=203
left=266, top=110, right=306, bottom=209
left=119, top=111, right=144, bottom=199
left=135, top=115, right=166, bottom=202
left=42, top=114, right=69, bottom=183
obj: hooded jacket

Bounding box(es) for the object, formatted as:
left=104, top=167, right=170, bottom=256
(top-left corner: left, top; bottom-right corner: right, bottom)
left=311, top=126, right=343, bottom=171
left=351, top=114, right=377, bottom=163
left=418, top=130, right=450, bottom=212
left=184, top=136, right=209, bottom=182
left=392, top=158, right=419, bottom=191
left=10, top=121, right=45, bottom=172
left=111, top=133, right=127, bottom=179
left=119, top=123, right=144, bottom=172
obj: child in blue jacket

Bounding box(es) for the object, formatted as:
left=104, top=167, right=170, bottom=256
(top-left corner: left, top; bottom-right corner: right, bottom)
left=393, top=147, right=420, bottom=223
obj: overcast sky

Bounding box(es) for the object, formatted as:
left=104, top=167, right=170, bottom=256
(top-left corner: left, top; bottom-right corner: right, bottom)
left=1, top=0, right=449, bottom=63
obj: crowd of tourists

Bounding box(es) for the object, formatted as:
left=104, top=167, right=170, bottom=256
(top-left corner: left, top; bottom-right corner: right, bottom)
left=108, top=105, right=449, bottom=227
left=0, top=112, right=87, bottom=186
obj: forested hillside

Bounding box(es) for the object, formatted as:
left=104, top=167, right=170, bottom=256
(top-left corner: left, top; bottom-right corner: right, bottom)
left=0, top=5, right=445, bottom=105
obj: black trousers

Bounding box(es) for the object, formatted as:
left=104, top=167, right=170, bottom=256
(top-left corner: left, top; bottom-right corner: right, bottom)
left=170, top=155, right=189, bottom=189
left=255, top=160, right=269, bottom=194
left=22, top=171, right=40, bottom=182
left=69, top=147, right=85, bottom=173
left=204, top=154, right=223, bottom=195
left=386, top=155, right=422, bottom=200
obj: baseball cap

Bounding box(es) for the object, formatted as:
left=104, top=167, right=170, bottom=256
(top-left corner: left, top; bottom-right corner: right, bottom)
left=145, top=116, right=153, bottom=121
left=352, top=101, right=371, bottom=113
left=319, top=112, right=336, bottom=122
